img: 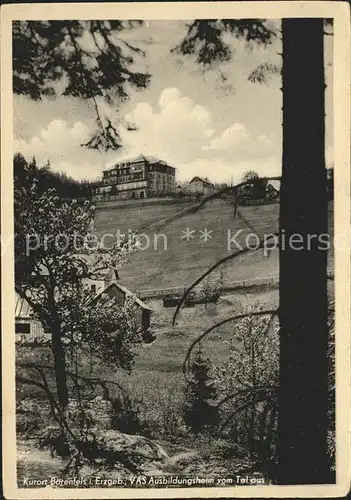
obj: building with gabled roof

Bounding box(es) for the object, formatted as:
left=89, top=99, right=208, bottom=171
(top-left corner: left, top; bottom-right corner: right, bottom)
left=92, top=155, right=176, bottom=201
left=15, top=269, right=153, bottom=343
left=189, top=176, right=215, bottom=196
left=265, top=179, right=280, bottom=200
left=15, top=292, right=50, bottom=343
left=90, top=282, right=153, bottom=339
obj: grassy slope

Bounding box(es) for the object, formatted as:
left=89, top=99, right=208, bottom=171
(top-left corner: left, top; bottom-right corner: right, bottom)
left=94, top=200, right=334, bottom=292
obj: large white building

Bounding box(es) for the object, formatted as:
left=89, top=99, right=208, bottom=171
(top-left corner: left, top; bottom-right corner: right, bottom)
left=92, top=155, right=176, bottom=201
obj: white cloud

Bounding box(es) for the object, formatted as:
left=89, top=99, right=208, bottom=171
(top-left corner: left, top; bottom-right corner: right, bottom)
left=14, top=119, right=105, bottom=180
left=15, top=119, right=91, bottom=157
left=158, top=87, right=182, bottom=109
left=258, top=134, right=273, bottom=146
left=119, top=87, right=277, bottom=173
left=14, top=88, right=281, bottom=183
left=121, top=87, right=214, bottom=163
left=210, top=123, right=249, bottom=151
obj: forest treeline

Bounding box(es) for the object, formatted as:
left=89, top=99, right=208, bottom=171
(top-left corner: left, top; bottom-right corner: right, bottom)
left=14, top=153, right=94, bottom=200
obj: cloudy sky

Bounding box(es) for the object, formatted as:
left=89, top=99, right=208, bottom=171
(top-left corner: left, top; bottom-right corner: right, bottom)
left=14, top=20, right=334, bottom=184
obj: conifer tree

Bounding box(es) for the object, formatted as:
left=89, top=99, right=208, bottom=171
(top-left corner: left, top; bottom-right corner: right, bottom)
left=183, top=345, right=220, bottom=434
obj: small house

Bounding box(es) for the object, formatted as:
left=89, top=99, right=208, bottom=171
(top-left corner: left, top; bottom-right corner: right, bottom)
left=15, top=293, right=50, bottom=343
left=91, top=282, right=153, bottom=338
left=189, top=176, right=215, bottom=196
left=15, top=268, right=153, bottom=343
left=265, top=180, right=280, bottom=201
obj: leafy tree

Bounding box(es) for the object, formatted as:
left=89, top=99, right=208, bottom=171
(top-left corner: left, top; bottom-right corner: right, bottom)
left=173, top=20, right=276, bottom=67
left=213, top=308, right=279, bottom=457
left=13, top=21, right=150, bottom=151
left=183, top=345, right=220, bottom=434
left=237, top=172, right=268, bottom=202
left=15, top=164, right=137, bottom=410
left=242, top=171, right=259, bottom=182
left=199, top=272, right=222, bottom=308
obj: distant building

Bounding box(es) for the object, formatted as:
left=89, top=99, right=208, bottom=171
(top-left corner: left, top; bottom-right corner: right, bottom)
left=92, top=155, right=176, bottom=201
left=265, top=180, right=280, bottom=201
left=189, top=176, right=215, bottom=196
left=15, top=269, right=152, bottom=343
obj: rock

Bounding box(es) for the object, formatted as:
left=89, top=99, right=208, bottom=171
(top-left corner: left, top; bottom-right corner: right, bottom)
left=35, top=426, right=171, bottom=475
left=163, top=451, right=200, bottom=473
left=166, top=450, right=199, bottom=465
left=102, top=430, right=169, bottom=459
left=95, top=429, right=170, bottom=473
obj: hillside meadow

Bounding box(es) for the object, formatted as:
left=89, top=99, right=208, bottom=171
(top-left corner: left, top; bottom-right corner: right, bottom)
left=94, top=199, right=334, bottom=292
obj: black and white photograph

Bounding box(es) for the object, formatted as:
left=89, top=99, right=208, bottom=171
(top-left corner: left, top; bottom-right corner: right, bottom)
left=1, top=1, right=350, bottom=498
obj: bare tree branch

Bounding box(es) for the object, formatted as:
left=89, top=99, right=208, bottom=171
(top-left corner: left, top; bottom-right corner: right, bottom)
left=173, top=239, right=278, bottom=326
left=182, top=309, right=278, bottom=374
left=216, top=386, right=277, bottom=411
left=17, top=361, right=128, bottom=397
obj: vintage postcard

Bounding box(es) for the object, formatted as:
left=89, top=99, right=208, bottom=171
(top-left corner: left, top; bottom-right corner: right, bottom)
left=1, top=1, right=350, bottom=498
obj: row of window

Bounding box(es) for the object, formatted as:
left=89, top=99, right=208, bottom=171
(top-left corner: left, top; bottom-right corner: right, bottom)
left=104, top=171, right=175, bottom=180
left=118, top=173, right=144, bottom=183
left=93, top=175, right=176, bottom=193
left=103, top=163, right=175, bottom=178
left=148, top=173, right=175, bottom=180
left=148, top=165, right=175, bottom=175
left=92, top=185, right=112, bottom=194
left=117, top=181, right=148, bottom=191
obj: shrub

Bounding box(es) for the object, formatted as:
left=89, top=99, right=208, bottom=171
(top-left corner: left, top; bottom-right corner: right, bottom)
left=110, top=395, right=149, bottom=436
left=138, top=386, right=186, bottom=439
left=197, top=273, right=223, bottom=305
left=17, top=398, right=52, bottom=435
left=116, top=372, right=187, bottom=440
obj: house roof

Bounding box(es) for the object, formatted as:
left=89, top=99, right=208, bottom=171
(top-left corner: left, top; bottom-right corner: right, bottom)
left=103, top=155, right=175, bottom=172
left=90, top=268, right=119, bottom=281
left=15, top=293, right=34, bottom=319
left=189, top=176, right=214, bottom=186
left=266, top=180, right=281, bottom=192
left=31, top=260, right=121, bottom=283
left=93, top=282, right=153, bottom=312
left=16, top=279, right=152, bottom=322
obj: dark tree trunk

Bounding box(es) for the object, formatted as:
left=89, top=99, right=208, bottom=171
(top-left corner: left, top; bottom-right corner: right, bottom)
left=277, top=19, right=330, bottom=483
left=51, top=329, right=69, bottom=410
